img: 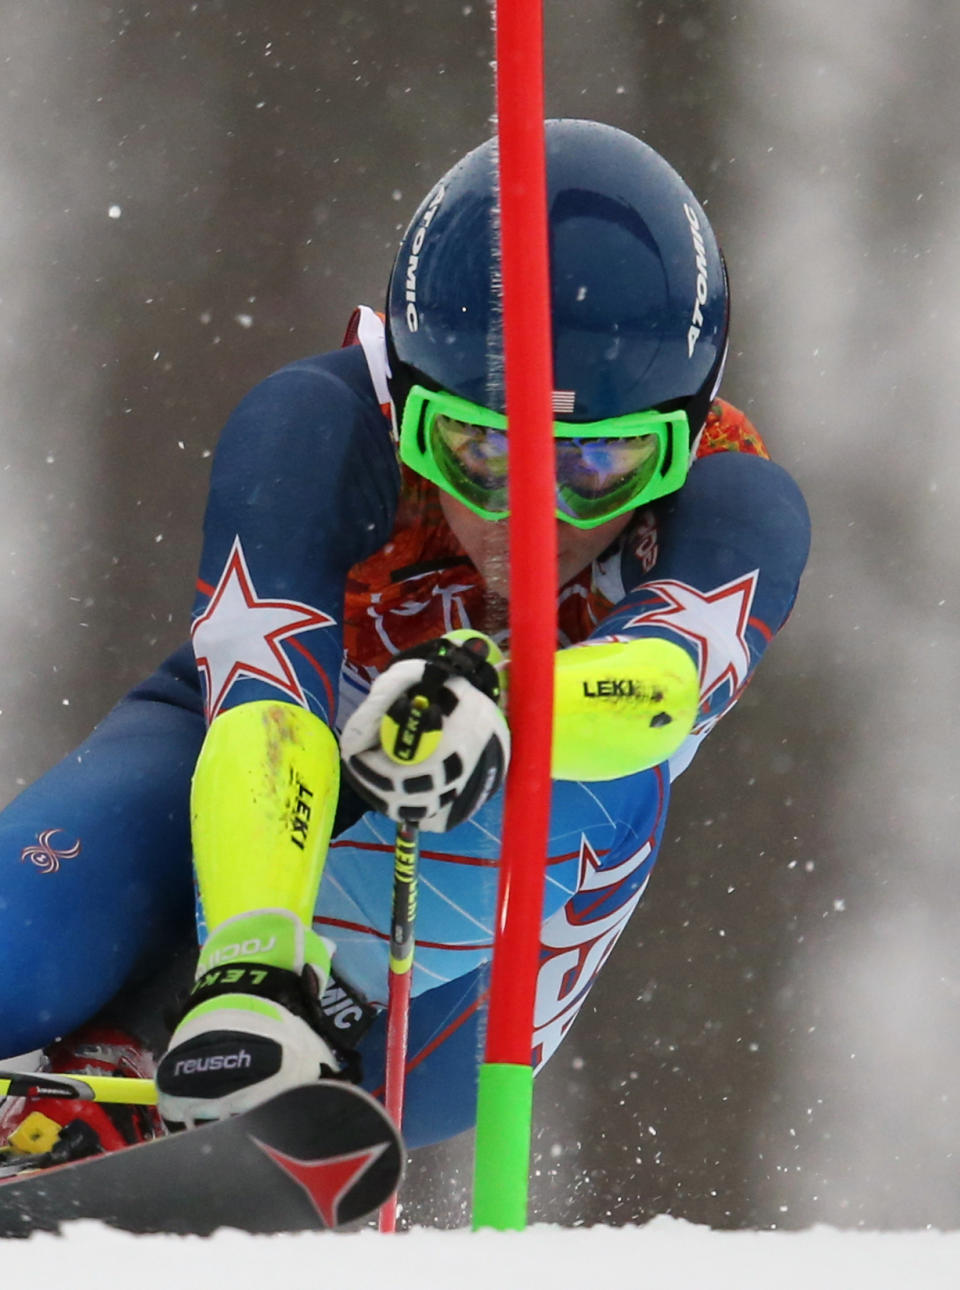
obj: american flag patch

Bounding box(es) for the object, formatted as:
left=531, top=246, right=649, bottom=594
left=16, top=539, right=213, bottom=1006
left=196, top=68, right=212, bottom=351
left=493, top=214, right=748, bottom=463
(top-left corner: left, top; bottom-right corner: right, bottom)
left=552, top=390, right=576, bottom=414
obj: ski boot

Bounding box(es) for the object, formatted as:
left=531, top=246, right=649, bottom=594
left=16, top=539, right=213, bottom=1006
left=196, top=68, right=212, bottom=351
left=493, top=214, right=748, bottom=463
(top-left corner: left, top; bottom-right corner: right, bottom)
left=0, top=1025, right=163, bottom=1176
left=156, top=909, right=344, bottom=1128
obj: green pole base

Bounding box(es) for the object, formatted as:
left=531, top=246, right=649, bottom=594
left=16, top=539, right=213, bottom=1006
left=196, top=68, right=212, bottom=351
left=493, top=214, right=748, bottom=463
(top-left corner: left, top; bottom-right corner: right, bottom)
left=472, top=1061, right=534, bottom=1231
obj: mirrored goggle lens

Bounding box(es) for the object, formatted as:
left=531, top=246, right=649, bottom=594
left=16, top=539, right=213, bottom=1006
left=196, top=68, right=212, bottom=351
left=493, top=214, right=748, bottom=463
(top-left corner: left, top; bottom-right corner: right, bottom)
left=555, top=435, right=660, bottom=519
left=432, top=413, right=510, bottom=511
left=431, top=412, right=661, bottom=520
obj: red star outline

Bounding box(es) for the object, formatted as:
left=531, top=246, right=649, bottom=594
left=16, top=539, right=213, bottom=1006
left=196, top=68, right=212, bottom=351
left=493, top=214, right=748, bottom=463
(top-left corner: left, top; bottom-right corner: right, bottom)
left=622, top=571, right=759, bottom=705
left=191, top=537, right=334, bottom=722
left=577, top=834, right=604, bottom=889
left=576, top=834, right=653, bottom=894
left=252, top=1136, right=389, bottom=1228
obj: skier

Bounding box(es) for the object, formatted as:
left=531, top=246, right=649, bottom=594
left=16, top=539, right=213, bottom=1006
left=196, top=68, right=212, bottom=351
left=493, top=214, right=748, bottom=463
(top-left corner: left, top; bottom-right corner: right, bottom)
left=0, top=120, right=809, bottom=1169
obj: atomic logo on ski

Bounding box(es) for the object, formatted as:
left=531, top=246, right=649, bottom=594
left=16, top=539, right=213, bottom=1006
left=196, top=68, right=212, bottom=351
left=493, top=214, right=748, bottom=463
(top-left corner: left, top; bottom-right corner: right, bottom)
left=192, top=536, right=335, bottom=721
left=251, top=1136, right=389, bottom=1228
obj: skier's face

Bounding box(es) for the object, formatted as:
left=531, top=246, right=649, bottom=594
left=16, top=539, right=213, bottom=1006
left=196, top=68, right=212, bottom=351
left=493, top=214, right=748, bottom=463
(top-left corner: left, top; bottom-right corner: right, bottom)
left=438, top=491, right=633, bottom=595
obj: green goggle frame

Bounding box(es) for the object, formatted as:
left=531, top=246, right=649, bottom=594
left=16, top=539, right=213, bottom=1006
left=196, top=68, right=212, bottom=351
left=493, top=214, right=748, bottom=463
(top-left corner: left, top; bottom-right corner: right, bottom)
left=398, top=385, right=691, bottom=529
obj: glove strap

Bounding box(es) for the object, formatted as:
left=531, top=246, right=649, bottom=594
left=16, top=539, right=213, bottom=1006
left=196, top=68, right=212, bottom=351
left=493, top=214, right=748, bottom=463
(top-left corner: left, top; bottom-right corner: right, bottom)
left=391, top=634, right=502, bottom=703
left=380, top=634, right=503, bottom=766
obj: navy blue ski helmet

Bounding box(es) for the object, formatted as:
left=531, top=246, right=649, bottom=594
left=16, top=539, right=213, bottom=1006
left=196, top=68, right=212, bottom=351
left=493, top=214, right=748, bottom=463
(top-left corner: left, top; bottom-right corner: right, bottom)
left=386, top=119, right=729, bottom=437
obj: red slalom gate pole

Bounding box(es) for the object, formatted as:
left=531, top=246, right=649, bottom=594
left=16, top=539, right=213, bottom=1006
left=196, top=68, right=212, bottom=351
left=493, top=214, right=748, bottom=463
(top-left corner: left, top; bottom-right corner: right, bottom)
left=471, top=0, right=556, bottom=1231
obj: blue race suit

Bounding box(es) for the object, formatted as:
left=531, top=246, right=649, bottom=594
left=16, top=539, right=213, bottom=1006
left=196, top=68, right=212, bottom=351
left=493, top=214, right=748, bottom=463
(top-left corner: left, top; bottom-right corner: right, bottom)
left=0, top=311, right=810, bottom=1146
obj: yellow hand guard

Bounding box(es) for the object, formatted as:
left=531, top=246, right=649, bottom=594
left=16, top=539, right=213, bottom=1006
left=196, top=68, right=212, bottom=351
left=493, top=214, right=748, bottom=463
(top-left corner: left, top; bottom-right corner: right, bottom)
left=552, top=638, right=699, bottom=781
left=191, top=701, right=340, bottom=932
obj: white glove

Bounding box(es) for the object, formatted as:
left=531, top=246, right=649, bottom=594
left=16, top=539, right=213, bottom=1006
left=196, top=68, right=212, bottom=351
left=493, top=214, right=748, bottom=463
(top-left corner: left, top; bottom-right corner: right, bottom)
left=340, top=632, right=510, bottom=832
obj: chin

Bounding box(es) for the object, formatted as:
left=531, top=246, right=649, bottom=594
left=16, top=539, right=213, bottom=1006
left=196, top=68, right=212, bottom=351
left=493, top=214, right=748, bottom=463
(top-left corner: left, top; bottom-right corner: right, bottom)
left=555, top=553, right=583, bottom=586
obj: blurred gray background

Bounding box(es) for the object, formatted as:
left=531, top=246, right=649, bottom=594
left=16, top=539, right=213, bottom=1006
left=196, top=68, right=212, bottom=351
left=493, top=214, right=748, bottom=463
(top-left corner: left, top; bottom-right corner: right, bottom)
left=1, top=0, right=957, bottom=1230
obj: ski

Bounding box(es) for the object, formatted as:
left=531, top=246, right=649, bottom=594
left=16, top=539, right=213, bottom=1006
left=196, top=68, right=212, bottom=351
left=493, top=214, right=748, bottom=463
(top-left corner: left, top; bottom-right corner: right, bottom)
left=0, top=1080, right=402, bottom=1237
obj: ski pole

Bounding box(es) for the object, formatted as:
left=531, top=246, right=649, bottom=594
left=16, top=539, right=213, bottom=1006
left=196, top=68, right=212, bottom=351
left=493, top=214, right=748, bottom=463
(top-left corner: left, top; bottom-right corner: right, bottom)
left=375, top=679, right=434, bottom=1232
left=0, top=1070, right=157, bottom=1104
left=378, top=818, right=420, bottom=1233
left=375, top=641, right=498, bottom=1230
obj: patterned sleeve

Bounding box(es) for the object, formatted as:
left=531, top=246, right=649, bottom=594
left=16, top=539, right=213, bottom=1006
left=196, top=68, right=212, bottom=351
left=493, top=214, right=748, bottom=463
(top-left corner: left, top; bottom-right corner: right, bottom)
left=190, top=348, right=400, bottom=728
left=593, top=403, right=810, bottom=775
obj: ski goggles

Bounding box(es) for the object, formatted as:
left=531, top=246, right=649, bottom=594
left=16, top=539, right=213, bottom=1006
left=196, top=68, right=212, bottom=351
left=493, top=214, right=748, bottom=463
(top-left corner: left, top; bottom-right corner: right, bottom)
left=398, top=385, right=691, bottom=528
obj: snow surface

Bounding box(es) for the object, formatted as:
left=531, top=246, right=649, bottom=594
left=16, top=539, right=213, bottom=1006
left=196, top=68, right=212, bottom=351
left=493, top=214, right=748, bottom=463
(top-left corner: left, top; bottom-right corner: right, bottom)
left=3, top=1219, right=958, bottom=1289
